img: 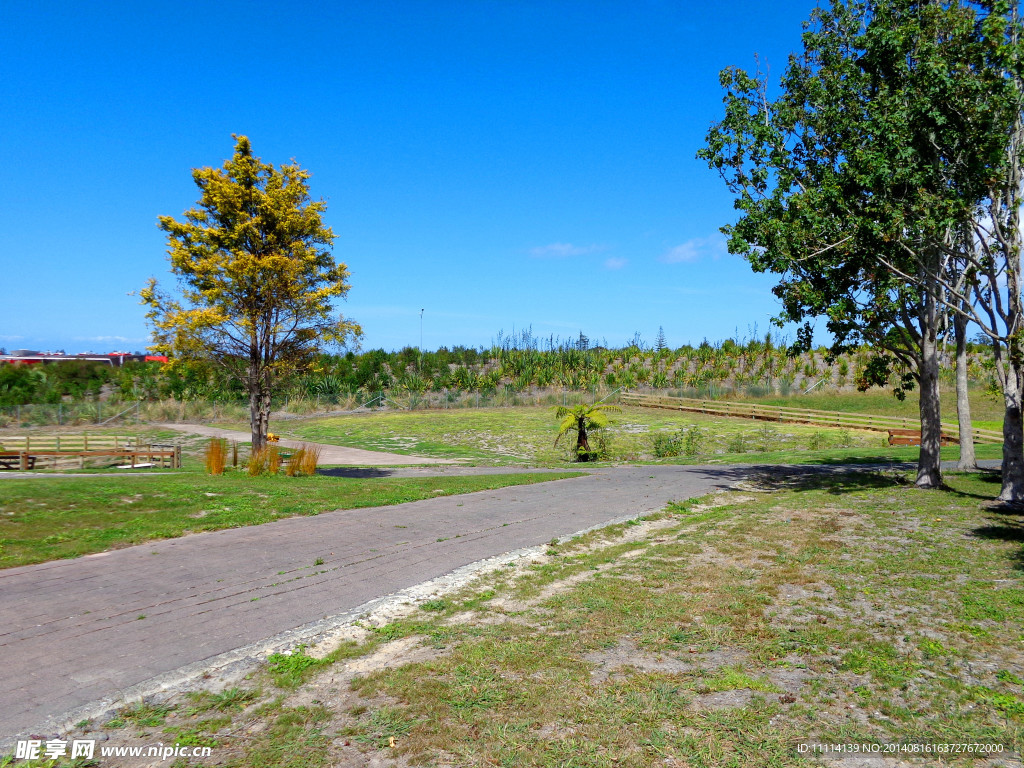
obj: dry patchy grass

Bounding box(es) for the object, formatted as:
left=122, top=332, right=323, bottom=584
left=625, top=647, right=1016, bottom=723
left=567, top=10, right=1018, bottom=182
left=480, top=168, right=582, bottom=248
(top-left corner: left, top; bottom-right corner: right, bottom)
left=25, top=470, right=1024, bottom=767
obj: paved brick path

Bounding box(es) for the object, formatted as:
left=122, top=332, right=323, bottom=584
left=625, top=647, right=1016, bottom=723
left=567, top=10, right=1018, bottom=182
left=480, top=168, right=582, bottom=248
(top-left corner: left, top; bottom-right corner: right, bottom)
left=0, top=464, right=748, bottom=740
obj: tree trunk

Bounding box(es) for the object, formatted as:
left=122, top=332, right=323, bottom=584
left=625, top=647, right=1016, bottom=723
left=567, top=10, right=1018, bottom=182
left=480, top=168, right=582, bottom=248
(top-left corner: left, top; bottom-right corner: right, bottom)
left=575, top=418, right=591, bottom=461
left=1001, top=380, right=1024, bottom=502
left=996, top=344, right=1024, bottom=502
left=248, top=360, right=271, bottom=453
left=954, top=308, right=977, bottom=470
left=916, top=286, right=943, bottom=489
left=995, top=85, right=1024, bottom=501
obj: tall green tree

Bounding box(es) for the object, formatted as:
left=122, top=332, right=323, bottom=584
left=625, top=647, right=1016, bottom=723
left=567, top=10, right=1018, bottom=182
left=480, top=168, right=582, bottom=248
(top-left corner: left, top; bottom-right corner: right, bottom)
left=699, top=0, right=1015, bottom=489
left=143, top=135, right=361, bottom=451
left=831, top=4, right=1024, bottom=499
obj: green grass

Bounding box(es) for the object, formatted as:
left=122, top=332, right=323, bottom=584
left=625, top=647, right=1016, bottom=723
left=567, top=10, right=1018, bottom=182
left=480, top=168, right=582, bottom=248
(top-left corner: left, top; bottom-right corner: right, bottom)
left=0, top=469, right=578, bottom=568
left=278, top=405, right=964, bottom=467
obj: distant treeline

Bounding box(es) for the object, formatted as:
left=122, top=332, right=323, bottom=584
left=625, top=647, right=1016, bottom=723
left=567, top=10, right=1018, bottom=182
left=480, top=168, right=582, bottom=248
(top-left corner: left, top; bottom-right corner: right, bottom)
left=0, top=330, right=996, bottom=408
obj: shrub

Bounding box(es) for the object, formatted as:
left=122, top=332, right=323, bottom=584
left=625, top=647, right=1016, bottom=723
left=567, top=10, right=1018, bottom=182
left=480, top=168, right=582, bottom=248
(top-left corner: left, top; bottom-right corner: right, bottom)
left=683, top=426, right=708, bottom=456
left=754, top=424, right=779, bottom=452
left=652, top=430, right=683, bottom=458
left=808, top=431, right=831, bottom=450
left=726, top=432, right=749, bottom=453
left=653, top=425, right=709, bottom=458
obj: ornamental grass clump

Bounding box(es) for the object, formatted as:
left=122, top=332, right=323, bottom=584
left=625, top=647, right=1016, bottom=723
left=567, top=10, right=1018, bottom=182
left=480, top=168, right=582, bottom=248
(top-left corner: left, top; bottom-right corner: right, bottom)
left=285, top=444, right=322, bottom=477
left=248, top=445, right=281, bottom=476
left=285, top=447, right=306, bottom=477
left=204, top=438, right=227, bottom=476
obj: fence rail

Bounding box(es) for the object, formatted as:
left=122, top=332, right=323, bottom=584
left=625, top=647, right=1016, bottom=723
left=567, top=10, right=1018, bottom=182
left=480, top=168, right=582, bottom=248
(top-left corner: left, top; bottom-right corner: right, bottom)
left=621, top=393, right=1004, bottom=444
left=0, top=434, right=141, bottom=451
left=0, top=447, right=180, bottom=471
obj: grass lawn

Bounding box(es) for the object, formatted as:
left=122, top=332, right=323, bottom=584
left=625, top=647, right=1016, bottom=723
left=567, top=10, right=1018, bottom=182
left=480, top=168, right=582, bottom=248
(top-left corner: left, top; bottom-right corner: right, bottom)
left=0, top=469, right=579, bottom=569
left=63, top=468, right=1024, bottom=767
left=277, top=405, right=1002, bottom=467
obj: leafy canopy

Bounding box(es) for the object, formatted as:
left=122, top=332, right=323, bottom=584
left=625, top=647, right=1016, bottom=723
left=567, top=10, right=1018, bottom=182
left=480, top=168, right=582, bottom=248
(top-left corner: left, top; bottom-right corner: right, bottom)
left=698, top=0, right=1015, bottom=366
left=553, top=403, right=621, bottom=446
left=143, top=135, right=361, bottom=377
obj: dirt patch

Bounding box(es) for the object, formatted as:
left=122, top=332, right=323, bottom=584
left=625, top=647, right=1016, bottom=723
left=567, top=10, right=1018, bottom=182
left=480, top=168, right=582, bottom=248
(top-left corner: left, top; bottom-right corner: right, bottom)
left=344, top=637, right=438, bottom=677
left=584, top=638, right=750, bottom=683
left=690, top=689, right=756, bottom=710
left=778, top=582, right=837, bottom=601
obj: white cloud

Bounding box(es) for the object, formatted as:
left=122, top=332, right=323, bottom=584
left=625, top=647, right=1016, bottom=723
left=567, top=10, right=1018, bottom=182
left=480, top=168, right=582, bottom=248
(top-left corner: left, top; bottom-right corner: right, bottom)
left=529, top=242, right=602, bottom=258
left=660, top=234, right=727, bottom=264
left=604, top=257, right=628, bottom=270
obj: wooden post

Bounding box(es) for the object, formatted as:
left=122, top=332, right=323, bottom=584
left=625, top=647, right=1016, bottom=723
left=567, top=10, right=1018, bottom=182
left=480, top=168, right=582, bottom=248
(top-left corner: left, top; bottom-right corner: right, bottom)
left=19, top=451, right=26, bottom=471
left=84, top=434, right=89, bottom=450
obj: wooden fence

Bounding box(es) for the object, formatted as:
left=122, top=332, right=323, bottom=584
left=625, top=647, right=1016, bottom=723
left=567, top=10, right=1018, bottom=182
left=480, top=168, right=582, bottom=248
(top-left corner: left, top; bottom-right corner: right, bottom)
left=0, top=434, right=180, bottom=470
left=620, top=393, right=1004, bottom=444
left=0, top=434, right=141, bottom=451
left=0, top=447, right=180, bottom=471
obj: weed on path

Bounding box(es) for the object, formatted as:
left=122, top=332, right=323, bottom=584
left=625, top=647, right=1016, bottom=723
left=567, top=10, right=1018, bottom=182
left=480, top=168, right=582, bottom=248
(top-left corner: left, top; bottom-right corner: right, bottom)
left=33, top=469, right=1024, bottom=767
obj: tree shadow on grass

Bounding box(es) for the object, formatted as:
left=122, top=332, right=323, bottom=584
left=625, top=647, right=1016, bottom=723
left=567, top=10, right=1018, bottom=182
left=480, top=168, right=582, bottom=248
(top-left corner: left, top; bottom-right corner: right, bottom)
left=735, top=464, right=1016, bottom=502
left=932, top=469, right=1004, bottom=501
left=316, top=467, right=395, bottom=479
left=973, top=523, right=1024, bottom=542
left=731, top=464, right=911, bottom=495
left=971, top=494, right=1024, bottom=571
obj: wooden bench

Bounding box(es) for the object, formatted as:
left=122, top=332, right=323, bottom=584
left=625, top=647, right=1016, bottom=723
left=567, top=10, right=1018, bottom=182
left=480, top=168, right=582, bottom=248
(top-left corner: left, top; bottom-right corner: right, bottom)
left=0, top=452, right=36, bottom=470
left=887, top=429, right=958, bottom=447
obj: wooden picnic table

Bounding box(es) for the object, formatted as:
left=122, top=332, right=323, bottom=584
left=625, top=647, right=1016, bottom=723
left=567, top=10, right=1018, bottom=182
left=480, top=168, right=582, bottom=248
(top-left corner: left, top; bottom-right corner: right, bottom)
left=887, top=428, right=957, bottom=447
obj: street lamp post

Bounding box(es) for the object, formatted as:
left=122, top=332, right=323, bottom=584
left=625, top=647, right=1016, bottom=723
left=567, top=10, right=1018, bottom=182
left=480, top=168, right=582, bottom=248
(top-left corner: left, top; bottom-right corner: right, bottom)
left=419, top=309, right=424, bottom=370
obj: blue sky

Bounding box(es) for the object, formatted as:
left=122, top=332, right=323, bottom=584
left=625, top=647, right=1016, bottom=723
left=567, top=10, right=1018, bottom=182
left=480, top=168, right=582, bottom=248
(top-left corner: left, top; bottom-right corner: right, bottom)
left=1, top=0, right=819, bottom=354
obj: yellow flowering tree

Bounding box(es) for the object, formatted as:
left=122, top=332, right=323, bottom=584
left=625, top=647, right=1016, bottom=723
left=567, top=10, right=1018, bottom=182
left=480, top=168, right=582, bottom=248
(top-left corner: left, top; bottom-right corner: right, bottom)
left=142, top=135, right=361, bottom=451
